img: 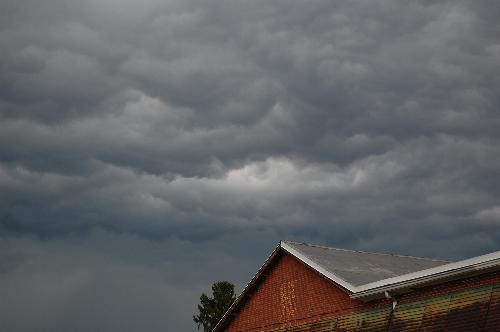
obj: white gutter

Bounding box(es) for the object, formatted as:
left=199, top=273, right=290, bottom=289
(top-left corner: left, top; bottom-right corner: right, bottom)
left=351, top=249, right=500, bottom=299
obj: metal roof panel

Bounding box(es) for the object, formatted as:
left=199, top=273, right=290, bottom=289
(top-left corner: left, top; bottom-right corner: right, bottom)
left=283, top=241, right=449, bottom=286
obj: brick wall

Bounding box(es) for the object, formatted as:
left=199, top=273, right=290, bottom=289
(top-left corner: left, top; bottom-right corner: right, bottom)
left=225, top=253, right=360, bottom=332
left=223, top=252, right=500, bottom=332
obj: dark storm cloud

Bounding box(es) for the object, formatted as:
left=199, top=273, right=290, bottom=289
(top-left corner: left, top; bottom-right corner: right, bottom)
left=1, top=0, right=500, bottom=331
left=0, top=231, right=278, bottom=331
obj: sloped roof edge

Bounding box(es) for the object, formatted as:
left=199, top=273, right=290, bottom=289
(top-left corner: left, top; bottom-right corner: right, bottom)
left=212, top=242, right=283, bottom=332
left=280, top=241, right=356, bottom=291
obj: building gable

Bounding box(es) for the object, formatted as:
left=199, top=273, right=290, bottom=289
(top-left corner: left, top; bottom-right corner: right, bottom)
left=215, top=241, right=500, bottom=332
left=225, top=252, right=358, bottom=332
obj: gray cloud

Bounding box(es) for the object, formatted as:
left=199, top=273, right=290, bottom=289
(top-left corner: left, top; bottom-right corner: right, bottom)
left=0, top=231, right=276, bottom=331
left=1, top=0, right=500, bottom=331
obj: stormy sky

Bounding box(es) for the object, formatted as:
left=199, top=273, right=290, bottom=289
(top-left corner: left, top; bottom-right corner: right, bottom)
left=1, top=0, right=500, bottom=330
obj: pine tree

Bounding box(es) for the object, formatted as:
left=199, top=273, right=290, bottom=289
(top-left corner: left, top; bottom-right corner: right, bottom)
left=193, top=281, right=236, bottom=332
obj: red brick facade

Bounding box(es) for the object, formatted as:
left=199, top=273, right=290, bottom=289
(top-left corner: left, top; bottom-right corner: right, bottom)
left=226, top=253, right=357, bottom=332
left=223, top=252, right=500, bottom=332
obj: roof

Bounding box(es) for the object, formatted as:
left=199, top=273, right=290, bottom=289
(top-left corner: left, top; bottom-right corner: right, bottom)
left=213, top=240, right=500, bottom=332
left=283, top=241, right=448, bottom=287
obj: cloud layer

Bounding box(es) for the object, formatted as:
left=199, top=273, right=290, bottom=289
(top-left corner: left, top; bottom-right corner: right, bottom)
left=1, top=0, right=500, bottom=330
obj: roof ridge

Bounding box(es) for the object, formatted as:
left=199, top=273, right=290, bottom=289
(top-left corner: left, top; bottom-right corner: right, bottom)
left=282, top=240, right=451, bottom=263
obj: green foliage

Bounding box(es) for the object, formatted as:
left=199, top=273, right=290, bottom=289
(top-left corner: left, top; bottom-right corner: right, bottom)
left=193, top=281, right=236, bottom=332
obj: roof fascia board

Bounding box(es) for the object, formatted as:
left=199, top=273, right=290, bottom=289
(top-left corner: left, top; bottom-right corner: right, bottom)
left=280, top=241, right=356, bottom=292
left=352, top=250, right=500, bottom=299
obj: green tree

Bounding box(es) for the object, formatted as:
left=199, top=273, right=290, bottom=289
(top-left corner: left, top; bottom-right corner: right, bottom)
left=193, top=281, right=236, bottom=332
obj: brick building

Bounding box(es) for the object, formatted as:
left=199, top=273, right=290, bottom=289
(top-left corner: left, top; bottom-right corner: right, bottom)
left=214, top=241, right=500, bottom=332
